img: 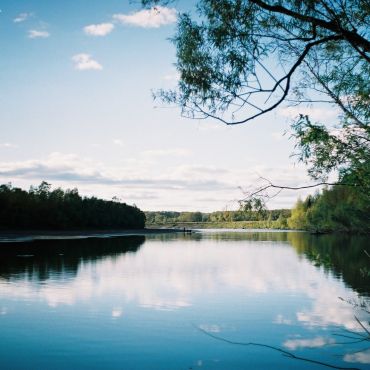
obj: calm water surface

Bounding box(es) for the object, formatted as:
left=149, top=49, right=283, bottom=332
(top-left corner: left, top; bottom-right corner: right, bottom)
left=0, top=231, right=369, bottom=369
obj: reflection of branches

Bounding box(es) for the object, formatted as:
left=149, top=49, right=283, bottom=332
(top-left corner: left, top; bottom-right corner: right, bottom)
left=333, top=326, right=370, bottom=344
left=332, top=317, right=370, bottom=360
left=354, top=316, right=370, bottom=337
left=338, top=297, right=370, bottom=315
left=195, top=325, right=360, bottom=370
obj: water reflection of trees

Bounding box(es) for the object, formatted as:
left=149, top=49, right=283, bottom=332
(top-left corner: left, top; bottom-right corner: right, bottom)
left=288, top=233, right=370, bottom=296
left=198, top=231, right=293, bottom=242
left=146, top=230, right=293, bottom=242
left=0, top=231, right=368, bottom=298
left=147, top=231, right=369, bottom=297
left=0, top=236, right=145, bottom=282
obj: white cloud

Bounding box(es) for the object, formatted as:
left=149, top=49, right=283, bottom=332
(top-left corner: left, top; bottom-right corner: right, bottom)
left=113, top=6, right=177, bottom=28
left=113, top=139, right=124, bottom=146
left=0, top=152, right=107, bottom=184
left=84, top=23, right=114, bottom=36
left=72, top=54, right=102, bottom=71
left=283, top=336, right=335, bottom=350
left=199, top=324, right=221, bottom=333
left=330, top=125, right=369, bottom=146
left=14, top=12, right=31, bottom=23
left=0, top=152, right=229, bottom=192
left=274, top=314, right=292, bottom=325
left=0, top=143, right=18, bottom=149
left=271, top=132, right=286, bottom=142
left=28, top=30, right=50, bottom=39
left=278, top=106, right=339, bottom=122
left=111, top=308, right=123, bottom=318
left=344, top=349, right=370, bottom=364
left=163, top=72, right=180, bottom=81
left=141, top=148, right=190, bottom=158
left=119, top=191, right=158, bottom=200
left=0, top=152, right=315, bottom=210
left=196, top=121, right=229, bottom=132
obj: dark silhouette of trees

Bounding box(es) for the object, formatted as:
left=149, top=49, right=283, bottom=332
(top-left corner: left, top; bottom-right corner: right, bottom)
left=0, top=182, right=146, bottom=230
left=0, top=236, right=145, bottom=281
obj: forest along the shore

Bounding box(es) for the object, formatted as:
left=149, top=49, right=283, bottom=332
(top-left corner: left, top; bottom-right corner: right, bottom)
left=146, top=184, right=370, bottom=234
left=0, top=182, right=145, bottom=231
left=1, top=181, right=369, bottom=234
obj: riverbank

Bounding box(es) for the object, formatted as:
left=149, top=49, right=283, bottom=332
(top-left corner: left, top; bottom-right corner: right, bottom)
left=0, top=228, right=189, bottom=243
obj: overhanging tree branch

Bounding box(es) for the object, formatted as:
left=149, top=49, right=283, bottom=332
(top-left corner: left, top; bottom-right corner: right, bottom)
left=250, top=0, right=370, bottom=53
left=142, top=0, right=370, bottom=202
left=192, top=35, right=343, bottom=125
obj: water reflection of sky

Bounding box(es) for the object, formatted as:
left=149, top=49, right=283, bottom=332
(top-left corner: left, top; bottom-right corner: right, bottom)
left=0, top=232, right=369, bottom=369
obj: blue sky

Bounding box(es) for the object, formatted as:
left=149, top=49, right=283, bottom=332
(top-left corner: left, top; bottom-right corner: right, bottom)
left=0, top=1, right=338, bottom=211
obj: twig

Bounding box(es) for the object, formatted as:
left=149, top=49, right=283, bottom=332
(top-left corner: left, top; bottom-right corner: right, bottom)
left=240, top=179, right=356, bottom=201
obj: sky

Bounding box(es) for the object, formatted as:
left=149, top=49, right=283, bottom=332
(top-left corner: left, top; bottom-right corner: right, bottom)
left=0, top=1, right=339, bottom=211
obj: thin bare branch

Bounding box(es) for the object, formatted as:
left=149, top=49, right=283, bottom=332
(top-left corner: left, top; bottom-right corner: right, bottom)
left=240, top=180, right=358, bottom=202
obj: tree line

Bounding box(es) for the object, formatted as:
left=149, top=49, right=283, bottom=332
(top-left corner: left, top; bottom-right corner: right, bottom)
left=288, top=186, right=370, bottom=233
left=146, top=209, right=290, bottom=225
left=147, top=184, right=370, bottom=233
left=0, top=182, right=145, bottom=230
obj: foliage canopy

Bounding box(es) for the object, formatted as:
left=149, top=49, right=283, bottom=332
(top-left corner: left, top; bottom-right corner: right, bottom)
left=143, top=0, right=370, bottom=188
left=288, top=186, right=370, bottom=233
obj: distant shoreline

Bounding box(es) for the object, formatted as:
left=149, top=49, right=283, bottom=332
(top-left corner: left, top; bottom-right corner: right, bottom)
left=0, top=228, right=189, bottom=243
left=146, top=221, right=286, bottom=230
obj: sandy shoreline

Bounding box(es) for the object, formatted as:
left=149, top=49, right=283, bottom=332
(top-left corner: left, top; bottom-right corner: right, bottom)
left=0, top=228, right=189, bottom=243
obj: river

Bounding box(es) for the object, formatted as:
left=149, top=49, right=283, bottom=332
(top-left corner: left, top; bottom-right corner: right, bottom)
left=0, top=230, right=369, bottom=369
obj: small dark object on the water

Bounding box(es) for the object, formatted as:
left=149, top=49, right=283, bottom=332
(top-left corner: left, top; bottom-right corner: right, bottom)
left=183, top=228, right=192, bottom=234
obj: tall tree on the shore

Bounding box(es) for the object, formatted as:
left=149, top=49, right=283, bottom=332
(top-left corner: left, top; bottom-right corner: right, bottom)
left=142, top=0, right=370, bottom=191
